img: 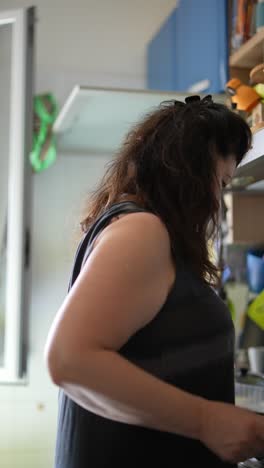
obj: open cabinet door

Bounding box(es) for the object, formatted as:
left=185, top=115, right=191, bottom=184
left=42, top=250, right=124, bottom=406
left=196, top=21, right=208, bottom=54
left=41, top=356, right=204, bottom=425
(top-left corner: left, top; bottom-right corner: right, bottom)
left=0, top=7, right=35, bottom=382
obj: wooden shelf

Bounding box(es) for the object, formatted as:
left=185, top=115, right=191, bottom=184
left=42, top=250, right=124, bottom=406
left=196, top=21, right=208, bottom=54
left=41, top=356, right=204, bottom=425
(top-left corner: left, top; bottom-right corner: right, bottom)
left=230, top=27, right=264, bottom=68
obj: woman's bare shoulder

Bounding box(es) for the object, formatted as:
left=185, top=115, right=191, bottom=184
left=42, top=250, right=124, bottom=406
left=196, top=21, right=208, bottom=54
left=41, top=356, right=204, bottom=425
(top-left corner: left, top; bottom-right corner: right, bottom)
left=97, top=210, right=171, bottom=260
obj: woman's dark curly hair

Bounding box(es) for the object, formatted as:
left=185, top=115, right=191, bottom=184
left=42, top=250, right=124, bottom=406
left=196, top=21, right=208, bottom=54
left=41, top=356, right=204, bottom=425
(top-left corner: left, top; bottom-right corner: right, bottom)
left=81, top=95, right=252, bottom=285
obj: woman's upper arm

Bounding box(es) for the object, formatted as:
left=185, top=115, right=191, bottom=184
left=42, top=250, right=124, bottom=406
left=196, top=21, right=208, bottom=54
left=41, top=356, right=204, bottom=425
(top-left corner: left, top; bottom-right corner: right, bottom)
left=45, top=212, right=174, bottom=369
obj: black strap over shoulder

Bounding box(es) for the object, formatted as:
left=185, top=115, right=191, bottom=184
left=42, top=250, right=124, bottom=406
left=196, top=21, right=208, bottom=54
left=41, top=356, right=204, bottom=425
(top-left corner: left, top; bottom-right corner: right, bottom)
left=67, top=201, right=147, bottom=291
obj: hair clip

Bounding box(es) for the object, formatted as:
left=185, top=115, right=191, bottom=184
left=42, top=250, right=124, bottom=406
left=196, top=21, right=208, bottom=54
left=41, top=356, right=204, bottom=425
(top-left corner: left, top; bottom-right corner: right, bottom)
left=184, top=95, right=214, bottom=106
left=201, top=94, right=213, bottom=104
left=185, top=95, right=201, bottom=104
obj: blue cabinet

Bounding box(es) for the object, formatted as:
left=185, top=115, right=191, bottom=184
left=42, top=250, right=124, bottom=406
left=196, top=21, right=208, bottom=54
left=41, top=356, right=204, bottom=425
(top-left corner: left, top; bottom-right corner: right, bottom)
left=147, top=0, right=228, bottom=94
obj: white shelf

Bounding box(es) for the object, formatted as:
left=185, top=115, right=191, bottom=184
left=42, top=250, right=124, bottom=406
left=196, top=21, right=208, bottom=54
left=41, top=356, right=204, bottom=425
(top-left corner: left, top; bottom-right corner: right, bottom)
left=53, top=85, right=225, bottom=155
left=53, top=86, right=264, bottom=189
left=233, top=127, right=264, bottom=188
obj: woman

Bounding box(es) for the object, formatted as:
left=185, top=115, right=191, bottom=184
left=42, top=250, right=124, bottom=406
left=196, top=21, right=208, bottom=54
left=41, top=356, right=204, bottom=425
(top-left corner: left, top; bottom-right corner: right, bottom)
left=45, top=95, right=264, bottom=468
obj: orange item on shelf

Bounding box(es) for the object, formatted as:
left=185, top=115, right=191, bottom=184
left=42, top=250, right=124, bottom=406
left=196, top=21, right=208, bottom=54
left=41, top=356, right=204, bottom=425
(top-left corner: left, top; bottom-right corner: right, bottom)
left=226, top=78, right=260, bottom=112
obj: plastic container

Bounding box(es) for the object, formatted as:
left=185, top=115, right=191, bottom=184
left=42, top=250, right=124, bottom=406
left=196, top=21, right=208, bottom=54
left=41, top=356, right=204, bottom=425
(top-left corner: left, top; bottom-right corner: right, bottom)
left=247, top=250, right=264, bottom=293
left=235, top=382, right=264, bottom=413
left=248, top=347, right=264, bottom=374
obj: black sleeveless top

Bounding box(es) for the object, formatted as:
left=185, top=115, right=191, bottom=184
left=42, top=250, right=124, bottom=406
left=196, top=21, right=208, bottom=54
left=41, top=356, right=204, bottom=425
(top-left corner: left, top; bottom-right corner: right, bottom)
left=55, top=202, right=236, bottom=468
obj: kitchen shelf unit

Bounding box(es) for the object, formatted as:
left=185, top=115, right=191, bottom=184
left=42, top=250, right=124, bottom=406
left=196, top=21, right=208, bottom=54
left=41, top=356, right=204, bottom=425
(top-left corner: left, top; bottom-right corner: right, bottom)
left=226, top=27, right=264, bottom=244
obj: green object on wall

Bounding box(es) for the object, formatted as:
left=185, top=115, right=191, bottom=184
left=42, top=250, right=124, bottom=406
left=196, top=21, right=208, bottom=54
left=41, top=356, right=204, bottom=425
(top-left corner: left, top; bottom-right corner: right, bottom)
left=29, top=93, right=58, bottom=173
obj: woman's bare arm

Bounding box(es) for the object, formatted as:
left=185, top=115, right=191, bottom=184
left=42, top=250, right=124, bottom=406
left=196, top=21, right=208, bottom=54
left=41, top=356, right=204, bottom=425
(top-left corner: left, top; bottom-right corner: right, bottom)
left=44, top=212, right=264, bottom=463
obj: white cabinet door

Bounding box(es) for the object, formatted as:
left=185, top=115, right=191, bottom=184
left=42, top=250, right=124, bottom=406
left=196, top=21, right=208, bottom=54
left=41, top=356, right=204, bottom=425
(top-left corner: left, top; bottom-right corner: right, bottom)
left=0, top=7, right=34, bottom=382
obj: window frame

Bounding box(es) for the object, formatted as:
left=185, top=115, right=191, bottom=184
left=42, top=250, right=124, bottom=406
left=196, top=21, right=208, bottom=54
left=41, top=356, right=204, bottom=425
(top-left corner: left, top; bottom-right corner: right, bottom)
left=0, top=7, right=34, bottom=383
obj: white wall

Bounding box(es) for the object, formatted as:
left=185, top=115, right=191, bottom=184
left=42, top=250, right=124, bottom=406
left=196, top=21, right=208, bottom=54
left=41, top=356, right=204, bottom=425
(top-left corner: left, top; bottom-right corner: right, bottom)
left=0, top=0, right=177, bottom=100
left=0, top=1, right=176, bottom=467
